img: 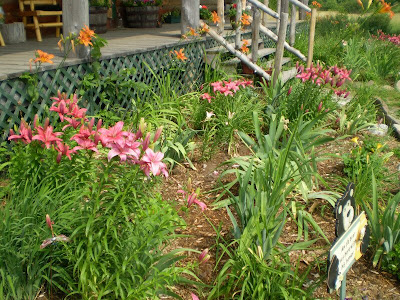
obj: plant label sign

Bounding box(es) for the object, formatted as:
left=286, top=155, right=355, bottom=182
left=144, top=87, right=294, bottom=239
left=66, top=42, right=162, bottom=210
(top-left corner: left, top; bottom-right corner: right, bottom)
left=327, top=183, right=370, bottom=298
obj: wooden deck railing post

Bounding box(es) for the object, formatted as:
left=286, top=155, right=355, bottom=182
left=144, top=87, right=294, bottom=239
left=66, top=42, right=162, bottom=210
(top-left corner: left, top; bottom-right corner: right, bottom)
left=276, top=0, right=281, bottom=32
left=181, top=0, right=200, bottom=35
left=289, top=4, right=296, bottom=46
left=235, top=0, right=243, bottom=49
left=251, top=5, right=261, bottom=63
left=273, top=10, right=289, bottom=86
left=262, top=0, right=269, bottom=26
left=306, top=7, right=316, bottom=68
left=62, top=0, right=90, bottom=58
left=217, top=0, right=225, bottom=34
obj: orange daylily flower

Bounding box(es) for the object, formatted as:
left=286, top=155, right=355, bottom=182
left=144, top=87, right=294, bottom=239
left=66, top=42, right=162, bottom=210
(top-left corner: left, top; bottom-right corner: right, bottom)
left=211, top=11, right=220, bottom=24
left=78, top=25, right=95, bottom=46
left=188, top=27, right=199, bottom=36
left=200, top=23, right=210, bottom=34
left=174, top=49, right=187, bottom=61
left=356, top=0, right=364, bottom=9
left=34, top=50, right=54, bottom=64
left=312, top=1, right=322, bottom=8
left=379, top=0, right=394, bottom=18
left=241, top=13, right=251, bottom=26
left=240, top=40, right=249, bottom=54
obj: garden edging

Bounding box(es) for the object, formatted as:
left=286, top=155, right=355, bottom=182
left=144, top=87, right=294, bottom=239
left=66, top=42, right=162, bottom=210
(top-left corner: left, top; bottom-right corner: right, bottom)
left=374, top=97, right=400, bottom=140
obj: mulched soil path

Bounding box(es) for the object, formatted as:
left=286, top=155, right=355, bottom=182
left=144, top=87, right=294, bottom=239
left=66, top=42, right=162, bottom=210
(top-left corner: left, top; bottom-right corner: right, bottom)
left=159, top=134, right=400, bottom=300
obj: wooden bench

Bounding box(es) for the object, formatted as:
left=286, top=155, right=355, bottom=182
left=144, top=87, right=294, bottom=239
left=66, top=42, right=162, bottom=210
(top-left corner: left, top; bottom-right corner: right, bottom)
left=19, top=0, right=62, bottom=42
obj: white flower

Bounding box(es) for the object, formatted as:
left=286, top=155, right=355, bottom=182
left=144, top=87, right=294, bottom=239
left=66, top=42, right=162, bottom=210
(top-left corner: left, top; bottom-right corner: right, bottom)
left=206, top=111, right=215, bottom=120
left=342, top=40, right=348, bottom=46
left=228, top=111, right=235, bottom=119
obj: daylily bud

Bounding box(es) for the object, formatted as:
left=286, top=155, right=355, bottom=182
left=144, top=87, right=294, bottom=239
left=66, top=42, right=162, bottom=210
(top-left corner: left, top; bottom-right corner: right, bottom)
left=336, top=117, right=340, bottom=124
left=96, top=119, right=102, bottom=131
left=199, top=248, right=210, bottom=264
left=153, top=126, right=163, bottom=143
left=191, top=293, right=200, bottom=300
left=44, top=118, right=50, bottom=130
left=301, top=104, right=304, bottom=110
left=318, top=101, right=323, bottom=112
left=139, top=118, right=147, bottom=135
left=142, top=133, right=150, bottom=151
left=287, top=86, right=292, bottom=95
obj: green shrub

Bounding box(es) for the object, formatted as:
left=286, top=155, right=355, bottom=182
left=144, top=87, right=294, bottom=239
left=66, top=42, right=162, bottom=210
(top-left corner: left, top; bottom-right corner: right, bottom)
left=360, top=13, right=391, bottom=34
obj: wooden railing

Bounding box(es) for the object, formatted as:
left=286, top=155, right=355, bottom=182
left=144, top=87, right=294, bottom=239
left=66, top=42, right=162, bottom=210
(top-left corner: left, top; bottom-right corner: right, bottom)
left=204, top=0, right=316, bottom=83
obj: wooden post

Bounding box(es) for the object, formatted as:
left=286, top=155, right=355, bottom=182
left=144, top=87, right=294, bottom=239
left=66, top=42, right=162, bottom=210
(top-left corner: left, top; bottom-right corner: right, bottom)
left=289, top=4, right=296, bottom=46
left=299, top=0, right=309, bottom=20
left=217, top=0, right=224, bottom=34
left=181, top=0, right=200, bottom=35
left=273, top=12, right=288, bottom=86
left=260, top=23, right=306, bottom=61
left=262, top=0, right=269, bottom=26
left=276, top=0, right=281, bottom=32
left=200, top=20, right=271, bottom=81
left=63, top=0, right=90, bottom=58
left=0, top=32, right=4, bottom=47
left=235, top=0, right=242, bottom=49
left=306, top=7, right=316, bottom=68
left=251, top=6, right=260, bottom=63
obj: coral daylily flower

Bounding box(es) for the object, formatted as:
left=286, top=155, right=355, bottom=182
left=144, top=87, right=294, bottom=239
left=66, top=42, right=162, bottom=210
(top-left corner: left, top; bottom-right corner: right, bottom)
left=34, top=50, right=54, bottom=64
left=8, top=119, right=33, bottom=144
left=189, top=27, right=199, bottom=36
left=78, top=25, right=95, bottom=46
left=211, top=11, right=220, bottom=24
left=241, top=13, right=251, bottom=26
left=200, top=93, right=213, bottom=103
left=379, top=0, right=394, bottom=18
left=174, top=48, right=187, bottom=61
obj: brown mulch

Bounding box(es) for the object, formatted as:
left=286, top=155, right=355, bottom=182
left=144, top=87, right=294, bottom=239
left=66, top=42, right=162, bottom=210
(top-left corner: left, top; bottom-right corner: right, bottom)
left=159, top=134, right=400, bottom=300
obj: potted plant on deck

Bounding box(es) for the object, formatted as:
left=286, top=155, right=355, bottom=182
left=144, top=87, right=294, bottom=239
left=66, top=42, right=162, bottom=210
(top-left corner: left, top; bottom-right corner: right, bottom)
left=122, top=0, right=162, bottom=28
left=163, top=8, right=181, bottom=24
left=89, top=0, right=110, bottom=34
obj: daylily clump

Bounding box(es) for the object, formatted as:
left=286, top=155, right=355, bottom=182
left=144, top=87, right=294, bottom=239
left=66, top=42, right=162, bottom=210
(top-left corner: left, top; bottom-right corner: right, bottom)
left=296, top=62, right=352, bottom=98
left=372, top=30, right=400, bottom=46
left=9, top=92, right=168, bottom=177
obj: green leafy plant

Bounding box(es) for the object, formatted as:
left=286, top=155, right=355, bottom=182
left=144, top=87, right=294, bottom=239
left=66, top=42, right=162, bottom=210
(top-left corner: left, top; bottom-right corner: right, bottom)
left=89, top=0, right=110, bottom=7
left=362, top=171, right=400, bottom=268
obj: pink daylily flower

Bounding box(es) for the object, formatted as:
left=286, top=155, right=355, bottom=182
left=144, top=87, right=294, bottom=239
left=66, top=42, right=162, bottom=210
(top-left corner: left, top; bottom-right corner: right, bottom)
left=200, top=93, right=213, bottom=103
left=8, top=119, right=33, bottom=144
left=32, top=124, right=63, bottom=149
left=98, top=121, right=125, bottom=147
left=55, top=141, right=76, bottom=163
left=107, top=141, right=140, bottom=162
left=140, top=148, right=168, bottom=177
left=191, top=293, right=199, bottom=300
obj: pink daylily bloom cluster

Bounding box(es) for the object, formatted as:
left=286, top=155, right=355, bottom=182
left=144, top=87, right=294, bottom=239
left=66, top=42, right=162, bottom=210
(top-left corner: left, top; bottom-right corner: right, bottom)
left=202, top=79, right=253, bottom=99
left=9, top=92, right=168, bottom=177
left=296, top=62, right=352, bottom=98
left=372, top=30, right=400, bottom=46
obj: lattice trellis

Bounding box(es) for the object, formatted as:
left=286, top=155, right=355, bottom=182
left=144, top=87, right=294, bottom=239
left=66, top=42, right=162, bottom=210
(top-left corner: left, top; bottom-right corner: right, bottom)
left=0, top=22, right=308, bottom=141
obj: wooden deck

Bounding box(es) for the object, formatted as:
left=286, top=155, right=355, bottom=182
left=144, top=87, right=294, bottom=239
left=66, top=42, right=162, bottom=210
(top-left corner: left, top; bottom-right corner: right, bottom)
left=0, top=23, right=184, bottom=80
left=0, top=21, right=280, bottom=80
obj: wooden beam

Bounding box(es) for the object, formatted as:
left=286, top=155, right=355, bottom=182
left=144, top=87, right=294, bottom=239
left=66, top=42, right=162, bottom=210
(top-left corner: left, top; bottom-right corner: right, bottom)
left=248, top=0, right=279, bottom=19
left=306, top=7, right=317, bottom=68
left=0, top=32, right=5, bottom=47
left=261, top=0, right=269, bottom=26
left=251, top=6, right=261, bottom=63
left=276, top=0, right=281, bottom=32
left=62, top=0, right=90, bottom=58
left=289, top=4, right=296, bottom=46
left=217, top=0, right=224, bottom=34
left=181, top=0, right=200, bottom=35
left=235, top=0, right=242, bottom=49
left=273, top=12, right=288, bottom=85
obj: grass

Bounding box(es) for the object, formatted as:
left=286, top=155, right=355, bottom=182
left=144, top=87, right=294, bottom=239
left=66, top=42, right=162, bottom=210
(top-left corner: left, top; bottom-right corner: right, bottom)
left=317, top=10, right=400, bottom=33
